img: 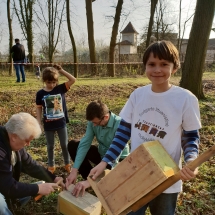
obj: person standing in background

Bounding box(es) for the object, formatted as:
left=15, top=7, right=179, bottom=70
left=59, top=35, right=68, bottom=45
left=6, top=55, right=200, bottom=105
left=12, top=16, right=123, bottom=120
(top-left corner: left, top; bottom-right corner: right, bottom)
left=35, top=64, right=41, bottom=80
left=11, top=38, right=26, bottom=83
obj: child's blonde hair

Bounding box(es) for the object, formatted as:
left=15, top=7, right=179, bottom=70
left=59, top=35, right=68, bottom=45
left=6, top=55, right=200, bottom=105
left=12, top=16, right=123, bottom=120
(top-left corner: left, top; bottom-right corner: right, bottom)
left=143, top=40, right=180, bottom=70
left=42, top=67, right=59, bottom=82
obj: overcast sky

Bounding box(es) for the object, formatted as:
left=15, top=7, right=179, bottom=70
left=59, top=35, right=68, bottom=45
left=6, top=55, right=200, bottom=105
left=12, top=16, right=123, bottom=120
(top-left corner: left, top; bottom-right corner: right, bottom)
left=0, top=0, right=215, bottom=54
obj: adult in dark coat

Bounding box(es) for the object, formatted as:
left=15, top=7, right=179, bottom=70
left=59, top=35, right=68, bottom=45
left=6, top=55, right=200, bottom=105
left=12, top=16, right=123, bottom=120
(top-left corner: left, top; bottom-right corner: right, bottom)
left=10, top=38, right=26, bottom=82
left=0, top=112, right=64, bottom=215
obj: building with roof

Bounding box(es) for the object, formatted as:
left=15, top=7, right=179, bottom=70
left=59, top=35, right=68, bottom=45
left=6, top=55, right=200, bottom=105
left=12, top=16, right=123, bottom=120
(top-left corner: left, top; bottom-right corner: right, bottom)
left=180, top=38, right=215, bottom=63
left=117, top=22, right=139, bottom=55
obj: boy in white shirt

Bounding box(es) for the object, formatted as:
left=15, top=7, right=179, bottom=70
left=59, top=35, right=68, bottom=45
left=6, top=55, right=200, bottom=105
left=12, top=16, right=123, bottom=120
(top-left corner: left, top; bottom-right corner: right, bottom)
left=89, top=40, right=201, bottom=215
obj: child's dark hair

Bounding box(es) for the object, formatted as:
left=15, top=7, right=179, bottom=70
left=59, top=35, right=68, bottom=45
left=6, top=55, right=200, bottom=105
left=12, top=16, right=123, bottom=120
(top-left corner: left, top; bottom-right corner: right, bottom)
left=86, top=100, right=109, bottom=121
left=42, top=67, right=59, bottom=82
left=143, top=40, right=180, bottom=69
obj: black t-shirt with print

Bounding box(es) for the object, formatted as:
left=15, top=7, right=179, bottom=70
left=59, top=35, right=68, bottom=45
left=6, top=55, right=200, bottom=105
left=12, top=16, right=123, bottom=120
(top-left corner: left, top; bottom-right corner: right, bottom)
left=36, top=83, right=69, bottom=131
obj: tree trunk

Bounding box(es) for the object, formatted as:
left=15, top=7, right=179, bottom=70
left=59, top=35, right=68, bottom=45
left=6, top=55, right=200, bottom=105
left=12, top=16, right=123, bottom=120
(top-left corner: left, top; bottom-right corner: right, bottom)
left=7, top=0, right=13, bottom=75
left=85, top=0, right=97, bottom=76
left=145, top=0, right=158, bottom=49
left=108, top=0, right=123, bottom=77
left=66, top=0, right=78, bottom=78
left=177, top=0, right=182, bottom=51
left=180, top=0, right=215, bottom=99
left=14, top=0, right=34, bottom=71
left=26, top=0, right=34, bottom=71
left=47, top=0, right=65, bottom=63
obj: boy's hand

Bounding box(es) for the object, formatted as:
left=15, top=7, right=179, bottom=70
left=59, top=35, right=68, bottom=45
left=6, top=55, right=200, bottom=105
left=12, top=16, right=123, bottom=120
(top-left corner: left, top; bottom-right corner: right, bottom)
left=89, top=161, right=107, bottom=180
left=180, top=165, right=198, bottom=181
left=72, top=180, right=90, bottom=197
left=65, top=168, right=79, bottom=189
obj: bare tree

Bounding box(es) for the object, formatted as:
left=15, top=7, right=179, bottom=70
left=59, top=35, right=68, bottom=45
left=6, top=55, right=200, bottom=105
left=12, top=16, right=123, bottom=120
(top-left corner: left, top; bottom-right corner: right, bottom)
left=7, top=0, right=13, bottom=75
left=145, top=0, right=158, bottom=49
left=153, top=0, right=176, bottom=41
left=13, top=0, right=34, bottom=64
left=177, top=0, right=182, bottom=50
left=108, top=0, right=124, bottom=77
left=179, top=13, right=194, bottom=55
left=180, top=0, right=215, bottom=99
left=66, top=0, right=78, bottom=77
left=36, top=0, right=65, bottom=63
left=85, top=0, right=97, bottom=76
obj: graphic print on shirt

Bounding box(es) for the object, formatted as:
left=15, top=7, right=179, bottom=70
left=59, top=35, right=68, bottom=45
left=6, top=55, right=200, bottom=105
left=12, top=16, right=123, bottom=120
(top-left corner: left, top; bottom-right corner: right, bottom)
left=135, top=107, right=168, bottom=142
left=43, top=94, right=64, bottom=120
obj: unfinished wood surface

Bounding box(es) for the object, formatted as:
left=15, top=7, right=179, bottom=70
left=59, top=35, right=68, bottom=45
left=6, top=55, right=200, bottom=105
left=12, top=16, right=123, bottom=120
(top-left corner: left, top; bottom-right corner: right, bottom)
left=104, top=162, right=169, bottom=214
left=127, top=143, right=215, bottom=213
left=57, top=184, right=101, bottom=215
left=144, top=141, right=180, bottom=177
left=88, top=170, right=113, bottom=215
left=97, top=144, right=152, bottom=198
left=89, top=141, right=179, bottom=215
left=97, top=141, right=179, bottom=199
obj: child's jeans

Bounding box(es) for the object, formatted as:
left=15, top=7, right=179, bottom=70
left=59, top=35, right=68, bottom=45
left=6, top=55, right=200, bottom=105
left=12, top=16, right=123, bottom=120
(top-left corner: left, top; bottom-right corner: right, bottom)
left=45, top=127, right=70, bottom=166
left=127, top=193, right=178, bottom=215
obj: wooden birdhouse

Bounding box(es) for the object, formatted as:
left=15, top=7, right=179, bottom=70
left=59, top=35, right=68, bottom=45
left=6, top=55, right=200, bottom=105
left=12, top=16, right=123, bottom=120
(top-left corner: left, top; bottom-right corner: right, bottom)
left=88, top=140, right=180, bottom=215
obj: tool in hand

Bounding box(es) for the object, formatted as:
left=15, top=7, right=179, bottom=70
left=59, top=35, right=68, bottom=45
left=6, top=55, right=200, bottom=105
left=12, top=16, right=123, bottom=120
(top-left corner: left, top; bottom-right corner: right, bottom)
left=34, top=178, right=63, bottom=201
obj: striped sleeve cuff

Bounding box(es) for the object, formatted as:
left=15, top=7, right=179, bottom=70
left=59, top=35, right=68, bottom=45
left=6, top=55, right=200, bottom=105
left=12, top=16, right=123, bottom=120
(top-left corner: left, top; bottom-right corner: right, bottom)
left=102, top=119, right=131, bottom=165
left=182, top=129, right=200, bottom=163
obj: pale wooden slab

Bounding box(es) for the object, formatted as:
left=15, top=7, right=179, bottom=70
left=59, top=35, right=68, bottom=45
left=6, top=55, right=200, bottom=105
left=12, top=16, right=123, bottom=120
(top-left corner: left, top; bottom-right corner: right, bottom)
left=58, top=184, right=101, bottom=215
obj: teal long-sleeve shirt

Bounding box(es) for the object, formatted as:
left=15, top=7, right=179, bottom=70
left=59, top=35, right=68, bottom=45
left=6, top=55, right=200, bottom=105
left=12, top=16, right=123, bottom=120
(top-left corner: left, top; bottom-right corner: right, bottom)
left=73, top=112, right=130, bottom=169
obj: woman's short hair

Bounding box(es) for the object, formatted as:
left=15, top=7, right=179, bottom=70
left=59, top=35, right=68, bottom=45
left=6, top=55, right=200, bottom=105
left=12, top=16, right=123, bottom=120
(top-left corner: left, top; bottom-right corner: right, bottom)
left=86, top=100, right=109, bottom=121
left=143, top=40, right=180, bottom=70
left=5, top=112, right=41, bottom=140
left=42, top=67, right=59, bottom=82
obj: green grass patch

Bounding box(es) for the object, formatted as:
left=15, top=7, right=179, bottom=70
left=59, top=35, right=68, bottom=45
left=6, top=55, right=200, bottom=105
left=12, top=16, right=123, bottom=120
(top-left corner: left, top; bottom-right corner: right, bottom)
left=1, top=71, right=215, bottom=214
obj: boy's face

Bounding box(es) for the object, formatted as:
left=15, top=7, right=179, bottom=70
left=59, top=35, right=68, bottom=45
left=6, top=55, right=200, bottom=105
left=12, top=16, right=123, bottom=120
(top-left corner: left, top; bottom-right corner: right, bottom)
left=145, top=53, right=177, bottom=92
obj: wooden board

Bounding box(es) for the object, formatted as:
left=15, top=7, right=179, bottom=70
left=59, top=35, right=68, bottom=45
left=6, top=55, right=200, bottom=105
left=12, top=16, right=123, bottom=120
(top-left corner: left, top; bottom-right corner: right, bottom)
left=58, top=184, right=102, bottom=215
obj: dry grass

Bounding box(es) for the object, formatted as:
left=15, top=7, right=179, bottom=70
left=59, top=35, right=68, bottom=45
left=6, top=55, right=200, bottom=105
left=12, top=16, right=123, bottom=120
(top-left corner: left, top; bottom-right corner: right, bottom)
left=1, top=71, right=215, bottom=215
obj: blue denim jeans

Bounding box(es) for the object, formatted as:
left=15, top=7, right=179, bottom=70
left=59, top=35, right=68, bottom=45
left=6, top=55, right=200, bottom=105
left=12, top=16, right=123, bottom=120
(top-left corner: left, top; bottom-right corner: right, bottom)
left=14, top=60, right=25, bottom=82
left=0, top=193, right=13, bottom=215
left=44, top=127, right=70, bottom=166
left=127, top=193, right=178, bottom=215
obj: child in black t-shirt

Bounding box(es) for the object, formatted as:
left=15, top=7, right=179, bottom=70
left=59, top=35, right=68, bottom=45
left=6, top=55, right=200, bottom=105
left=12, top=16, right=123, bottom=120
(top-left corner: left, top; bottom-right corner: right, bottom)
left=36, top=64, right=76, bottom=174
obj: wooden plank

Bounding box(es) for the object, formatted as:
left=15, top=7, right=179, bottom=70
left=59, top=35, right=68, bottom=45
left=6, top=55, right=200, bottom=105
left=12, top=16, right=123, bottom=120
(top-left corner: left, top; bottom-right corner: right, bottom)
left=97, top=143, right=152, bottom=197
left=87, top=170, right=114, bottom=215
left=58, top=184, right=101, bottom=215
left=104, top=161, right=168, bottom=214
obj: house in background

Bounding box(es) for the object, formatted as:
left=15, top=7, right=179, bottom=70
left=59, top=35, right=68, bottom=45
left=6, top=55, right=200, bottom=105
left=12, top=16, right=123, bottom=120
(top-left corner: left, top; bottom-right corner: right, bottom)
left=117, top=22, right=139, bottom=55
left=180, top=38, right=215, bottom=63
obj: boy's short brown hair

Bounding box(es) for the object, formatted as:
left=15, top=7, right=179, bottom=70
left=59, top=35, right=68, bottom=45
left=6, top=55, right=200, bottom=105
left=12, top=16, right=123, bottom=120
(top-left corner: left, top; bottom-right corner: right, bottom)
left=143, top=40, right=180, bottom=70
left=86, top=100, right=109, bottom=121
left=42, top=67, right=59, bottom=82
